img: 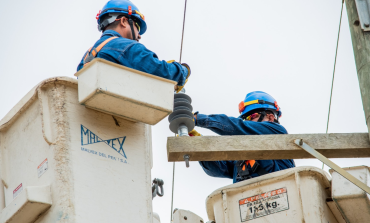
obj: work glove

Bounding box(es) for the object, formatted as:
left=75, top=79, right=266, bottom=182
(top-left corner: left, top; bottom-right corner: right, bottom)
left=167, top=60, right=191, bottom=93
left=188, top=129, right=202, bottom=137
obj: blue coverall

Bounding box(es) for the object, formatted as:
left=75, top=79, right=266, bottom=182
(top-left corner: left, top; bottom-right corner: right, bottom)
left=77, top=30, right=189, bottom=87
left=195, top=113, right=295, bottom=183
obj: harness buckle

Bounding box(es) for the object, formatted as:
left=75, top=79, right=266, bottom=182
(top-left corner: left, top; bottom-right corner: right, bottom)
left=236, top=160, right=251, bottom=181
left=84, top=54, right=95, bottom=64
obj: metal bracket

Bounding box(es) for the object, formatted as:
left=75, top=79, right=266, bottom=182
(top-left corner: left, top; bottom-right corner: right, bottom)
left=354, top=0, right=370, bottom=31
left=295, top=139, right=370, bottom=195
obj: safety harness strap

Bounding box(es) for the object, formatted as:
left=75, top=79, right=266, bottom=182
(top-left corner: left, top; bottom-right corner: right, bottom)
left=236, top=160, right=269, bottom=181
left=83, top=36, right=118, bottom=66
left=93, top=36, right=118, bottom=56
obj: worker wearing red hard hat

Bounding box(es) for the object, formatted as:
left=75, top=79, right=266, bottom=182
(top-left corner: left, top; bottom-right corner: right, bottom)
left=77, top=0, right=190, bottom=93
left=190, top=91, right=295, bottom=183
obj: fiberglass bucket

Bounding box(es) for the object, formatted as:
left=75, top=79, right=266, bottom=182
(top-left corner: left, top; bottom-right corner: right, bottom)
left=0, top=77, right=153, bottom=223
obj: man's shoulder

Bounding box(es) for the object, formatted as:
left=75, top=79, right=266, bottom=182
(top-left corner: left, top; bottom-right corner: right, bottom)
left=106, top=37, right=139, bottom=48
left=260, top=121, right=288, bottom=134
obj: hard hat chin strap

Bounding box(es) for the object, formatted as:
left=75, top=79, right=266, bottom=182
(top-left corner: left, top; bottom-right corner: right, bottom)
left=127, top=17, right=136, bottom=41
left=257, top=111, right=266, bottom=122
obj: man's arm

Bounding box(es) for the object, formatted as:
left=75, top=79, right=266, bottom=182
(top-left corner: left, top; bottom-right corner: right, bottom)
left=125, top=43, right=189, bottom=87
left=77, top=50, right=89, bottom=71
left=199, top=161, right=235, bottom=179
left=195, top=113, right=287, bottom=136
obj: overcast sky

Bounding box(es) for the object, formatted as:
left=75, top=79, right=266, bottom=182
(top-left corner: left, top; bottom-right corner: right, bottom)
left=0, top=0, right=369, bottom=222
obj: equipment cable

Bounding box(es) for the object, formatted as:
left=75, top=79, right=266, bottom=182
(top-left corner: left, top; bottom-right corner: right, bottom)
left=323, top=0, right=344, bottom=169
left=170, top=0, right=188, bottom=220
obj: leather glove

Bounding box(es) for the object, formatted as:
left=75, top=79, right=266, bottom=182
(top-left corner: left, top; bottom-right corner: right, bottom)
left=176, top=63, right=191, bottom=93
left=188, top=129, right=202, bottom=137
left=167, top=60, right=191, bottom=93
left=181, top=63, right=191, bottom=77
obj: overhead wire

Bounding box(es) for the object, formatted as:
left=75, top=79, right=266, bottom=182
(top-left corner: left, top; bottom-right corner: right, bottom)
left=170, top=0, right=188, bottom=220
left=323, top=0, right=344, bottom=169
left=179, top=0, right=188, bottom=64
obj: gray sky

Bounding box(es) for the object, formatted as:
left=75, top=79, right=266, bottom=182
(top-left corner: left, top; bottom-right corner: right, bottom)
left=1, top=0, right=369, bottom=222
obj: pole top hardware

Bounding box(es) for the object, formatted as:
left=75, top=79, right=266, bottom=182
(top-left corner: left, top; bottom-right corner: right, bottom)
left=354, top=0, right=370, bottom=31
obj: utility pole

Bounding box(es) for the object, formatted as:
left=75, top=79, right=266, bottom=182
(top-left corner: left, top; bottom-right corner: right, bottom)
left=345, top=0, right=370, bottom=138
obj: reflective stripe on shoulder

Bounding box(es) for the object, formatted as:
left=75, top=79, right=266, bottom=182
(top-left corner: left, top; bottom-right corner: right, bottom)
left=83, top=36, right=119, bottom=67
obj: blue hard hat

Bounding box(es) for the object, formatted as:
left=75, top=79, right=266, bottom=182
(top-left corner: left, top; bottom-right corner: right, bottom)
left=238, top=91, right=282, bottom=119
left=97, top=0, right=147, bottom=35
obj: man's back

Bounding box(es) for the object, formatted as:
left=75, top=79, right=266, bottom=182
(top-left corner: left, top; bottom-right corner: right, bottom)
left=77, top=30, right=189, bottom=87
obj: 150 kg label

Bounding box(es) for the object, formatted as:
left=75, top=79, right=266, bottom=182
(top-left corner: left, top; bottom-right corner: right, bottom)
left=239, top=187, right=289, bottom=222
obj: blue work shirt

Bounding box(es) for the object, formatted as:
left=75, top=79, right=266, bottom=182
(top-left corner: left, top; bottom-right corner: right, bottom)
left=195, top=113, right=295, bottom=183
left=77, top=30, right=188, bottom=86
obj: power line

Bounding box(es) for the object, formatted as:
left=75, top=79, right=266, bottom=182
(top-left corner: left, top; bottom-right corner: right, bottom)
left=179, top=0, right=188, bottom=64
left=170, top=0, right=188, bottom=220
left=323, top=0, right=344, bottom=169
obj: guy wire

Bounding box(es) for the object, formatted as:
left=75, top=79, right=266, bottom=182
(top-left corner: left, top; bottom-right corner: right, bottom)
left=323, top=0, right=344, bottom=169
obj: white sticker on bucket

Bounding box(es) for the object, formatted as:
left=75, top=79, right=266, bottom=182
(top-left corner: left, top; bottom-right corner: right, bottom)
left=37, top=158, right=48, bottom=178
left=239, top=187, right=289, bottom=222
left=13, top=183, right=23, bottom=199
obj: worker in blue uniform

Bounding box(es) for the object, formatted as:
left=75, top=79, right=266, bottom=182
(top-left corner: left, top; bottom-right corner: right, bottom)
left=190, top=91, right=295, bottom=183
left=77, top=0, right=190, bottom=93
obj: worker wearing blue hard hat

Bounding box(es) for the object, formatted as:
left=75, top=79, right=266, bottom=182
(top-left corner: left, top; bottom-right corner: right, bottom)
left=189, top=91, right=295, bottom=183
left=77, top=0, right=190, bottom=93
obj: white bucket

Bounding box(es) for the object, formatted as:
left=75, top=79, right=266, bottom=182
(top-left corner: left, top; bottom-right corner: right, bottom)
left=206, top=166, right=338, bottom=223
left=330, top=166, right=370, bottom=222
left=172, top=209, right=204, bottom=223
left=0, top=77, right=153, bottom=223
left=74, top=58, right=176, bottom=125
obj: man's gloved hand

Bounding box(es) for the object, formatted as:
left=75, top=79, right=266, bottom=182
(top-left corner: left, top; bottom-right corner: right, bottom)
left=188, top=129, right=202, bottom=137
left=181, top=63, right=191, bottom=77
left=176, top=79, right=188, bottom=93
left=167, top=60, right=191, bottom=93
left=176, top=63, right=191, bottom=93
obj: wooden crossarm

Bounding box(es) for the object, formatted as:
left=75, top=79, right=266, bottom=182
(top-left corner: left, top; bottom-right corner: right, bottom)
left=167, top=133, right=370, bottom=162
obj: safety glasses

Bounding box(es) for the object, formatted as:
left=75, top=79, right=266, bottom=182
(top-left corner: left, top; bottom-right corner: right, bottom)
left=245, top=113, right=260, bottom=121
left=135, top=22, right=140, bottom=33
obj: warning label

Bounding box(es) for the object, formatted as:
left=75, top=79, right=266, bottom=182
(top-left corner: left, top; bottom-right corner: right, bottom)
left=13, top=183, right=23, bottom=199
left=37, top=158, right=48, bottom=178
left=239, top=187, right=289, bottom=222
